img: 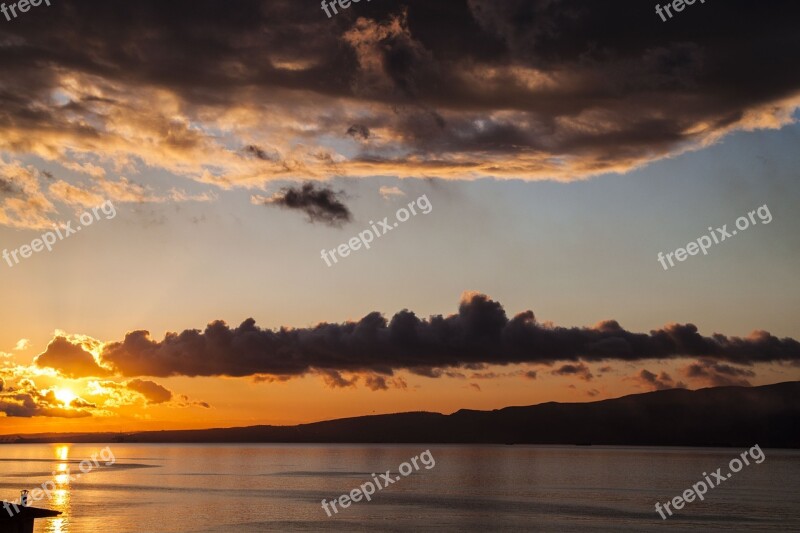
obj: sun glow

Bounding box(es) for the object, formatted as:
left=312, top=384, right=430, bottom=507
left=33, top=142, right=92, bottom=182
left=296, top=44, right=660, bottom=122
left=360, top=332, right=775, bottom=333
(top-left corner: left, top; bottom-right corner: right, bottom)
left=54, top=388, right=77, bottom=406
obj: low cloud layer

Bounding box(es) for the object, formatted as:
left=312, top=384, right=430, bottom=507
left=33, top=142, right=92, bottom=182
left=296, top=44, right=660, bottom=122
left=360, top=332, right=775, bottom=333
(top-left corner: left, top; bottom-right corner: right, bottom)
left=636, top=369, right=686, bottom=391
left=0, top=371, right=209, bottom=417
left=682, top=359, right=757, bottom=387
left=552, top=363, right=594, bottom=381
left=30, top=293, right=796, bottom=380
left=0, top=379, right=92, bottom=418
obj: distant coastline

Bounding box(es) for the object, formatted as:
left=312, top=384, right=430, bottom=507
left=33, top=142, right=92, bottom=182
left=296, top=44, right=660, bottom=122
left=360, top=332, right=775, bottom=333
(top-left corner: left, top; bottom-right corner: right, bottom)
left=3, top=382, right=798, bottom=447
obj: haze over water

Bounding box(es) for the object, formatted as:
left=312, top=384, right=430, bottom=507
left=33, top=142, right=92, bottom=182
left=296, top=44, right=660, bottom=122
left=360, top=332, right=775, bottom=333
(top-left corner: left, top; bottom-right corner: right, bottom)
left=1, top=444, right=797, bottom=532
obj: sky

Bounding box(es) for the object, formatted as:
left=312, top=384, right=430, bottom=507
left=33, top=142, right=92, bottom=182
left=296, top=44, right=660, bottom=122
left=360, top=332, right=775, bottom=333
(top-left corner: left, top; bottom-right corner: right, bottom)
left=1, top=0, right=799, bottom=434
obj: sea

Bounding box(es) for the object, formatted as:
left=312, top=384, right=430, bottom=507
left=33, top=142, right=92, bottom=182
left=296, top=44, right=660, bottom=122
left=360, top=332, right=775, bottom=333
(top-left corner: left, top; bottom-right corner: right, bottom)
left=0, top=444, right=797, bottom=532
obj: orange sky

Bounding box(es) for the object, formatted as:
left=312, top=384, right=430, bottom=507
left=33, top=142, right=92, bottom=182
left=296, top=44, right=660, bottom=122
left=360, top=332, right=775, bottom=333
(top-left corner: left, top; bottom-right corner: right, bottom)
left=2, top=0, right=800, bottom=435
left=2, top=340, right=796, bottom=435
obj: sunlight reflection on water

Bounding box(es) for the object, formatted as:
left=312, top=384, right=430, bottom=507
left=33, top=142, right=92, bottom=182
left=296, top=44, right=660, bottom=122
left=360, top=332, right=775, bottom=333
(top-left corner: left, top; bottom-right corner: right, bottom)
left=0, top=444, right=796, bottom=532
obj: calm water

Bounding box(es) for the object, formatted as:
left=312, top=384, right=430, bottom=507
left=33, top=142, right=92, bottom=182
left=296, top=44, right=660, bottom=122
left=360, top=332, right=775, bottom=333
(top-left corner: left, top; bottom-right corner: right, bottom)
left=0, top=444, right=797, bottom=532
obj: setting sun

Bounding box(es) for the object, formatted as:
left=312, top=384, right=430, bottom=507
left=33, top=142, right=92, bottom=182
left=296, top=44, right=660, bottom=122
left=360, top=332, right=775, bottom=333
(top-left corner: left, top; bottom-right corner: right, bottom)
left=54, top=388, right=77, bottom=407
left=0, top=2, right=799, bottom=532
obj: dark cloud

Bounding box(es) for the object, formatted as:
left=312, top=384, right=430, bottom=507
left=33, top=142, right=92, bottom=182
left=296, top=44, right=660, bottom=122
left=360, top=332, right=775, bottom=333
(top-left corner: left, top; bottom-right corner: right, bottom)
left=94, top=293, right=800, bottom=380
left=125, top=379, right=173, bottom=404
left=319, top=369, right=358, bottom=389
left=470, top=372, right=501, bottom=380
left=524, top=370, right=537, bottom=380
left=364, top=375, right=410, bottom=391
left=260, top=182, right=352, bottom=227
left=682, top=359, right=756, bottom=387
left=637, top=369, right=686, bottom=391
left=364, top=375, right=388, bottom=391
left=253, top=374, right=292, bottom=384
left=0, top=0, right=796, bottom=180
left=470, top=370, right=524, bottom=380
left=346, top=124, right=370, bottom=140
left=0, top=178, right=20, bottom=195
left=174, top=393, right=211, bottom=409
left=34, top=337, right=111, bottom=378
left=552, top=363, right=594, bottom=381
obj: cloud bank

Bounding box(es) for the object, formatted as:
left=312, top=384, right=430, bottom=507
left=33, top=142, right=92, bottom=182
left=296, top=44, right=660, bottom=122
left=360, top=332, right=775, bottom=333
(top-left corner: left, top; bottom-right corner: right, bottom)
left=29, top=293, right=797, bottom=380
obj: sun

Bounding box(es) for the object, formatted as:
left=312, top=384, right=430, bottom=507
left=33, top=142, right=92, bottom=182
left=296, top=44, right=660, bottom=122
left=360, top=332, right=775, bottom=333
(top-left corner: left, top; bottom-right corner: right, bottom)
left=54, top=388, right=77, bottom=407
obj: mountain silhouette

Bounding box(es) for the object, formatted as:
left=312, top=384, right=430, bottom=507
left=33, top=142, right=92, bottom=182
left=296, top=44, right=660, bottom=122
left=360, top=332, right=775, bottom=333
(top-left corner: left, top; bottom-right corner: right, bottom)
left=6, top=382, right=798, bottom=447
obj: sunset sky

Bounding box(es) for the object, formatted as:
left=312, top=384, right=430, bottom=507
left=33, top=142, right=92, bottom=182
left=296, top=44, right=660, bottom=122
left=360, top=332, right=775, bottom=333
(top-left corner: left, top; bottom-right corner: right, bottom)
left=1, top=0, right=799, bottom=434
